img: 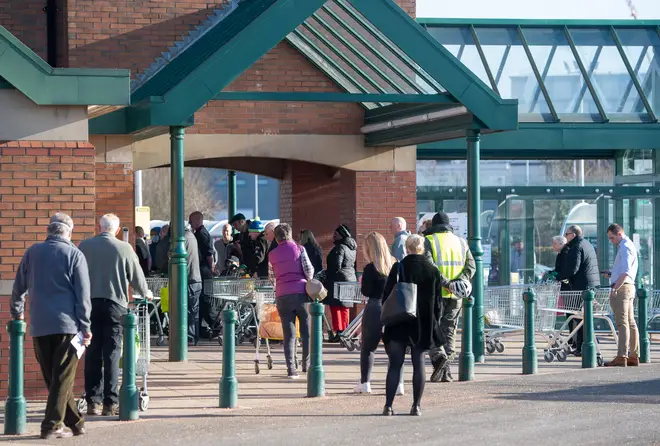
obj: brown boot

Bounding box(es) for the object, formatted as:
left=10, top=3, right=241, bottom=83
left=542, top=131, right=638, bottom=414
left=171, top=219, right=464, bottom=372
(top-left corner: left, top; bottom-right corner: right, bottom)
left=604, top=356, right=627, bottom=367
left=627, top=355, right=640, bottom=366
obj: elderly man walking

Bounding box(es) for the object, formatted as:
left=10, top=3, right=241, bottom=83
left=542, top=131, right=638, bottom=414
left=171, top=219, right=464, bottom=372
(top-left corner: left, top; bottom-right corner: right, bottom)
left=79, top=214, right=152, bottom=416
left=604, top=223, right=640, bottom=367
left=11, top=213, right=92, bottom=439
left=391, top=217, right=410, bottom=261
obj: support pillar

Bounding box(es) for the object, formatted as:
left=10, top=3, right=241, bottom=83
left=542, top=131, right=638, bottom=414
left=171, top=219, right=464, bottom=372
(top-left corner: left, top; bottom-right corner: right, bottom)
left=467, top=129, right=485, bottom=363
left=597, top=197, right=610, bottom=287
left=498, top=197, right=511, bottom=286
left=228, top=170, right=237, bottom=219
left=168, top=126, right=188, bottom=362
left=524, top=199, right=535, bottom=284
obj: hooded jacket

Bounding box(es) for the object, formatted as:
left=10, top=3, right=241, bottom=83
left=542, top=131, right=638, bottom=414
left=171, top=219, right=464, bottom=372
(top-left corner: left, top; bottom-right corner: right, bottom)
left=324, top=236, right=357, bottom=307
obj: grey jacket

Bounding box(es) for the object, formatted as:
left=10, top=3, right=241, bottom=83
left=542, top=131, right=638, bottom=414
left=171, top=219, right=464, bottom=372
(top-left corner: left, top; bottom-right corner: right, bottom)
left=391, top=230, right=410, bottom=261
left=79, top=232, right=150, bottom=308
left=11, top=236, right=92, bottom=337
left=185, top=228, right=202, bottom=284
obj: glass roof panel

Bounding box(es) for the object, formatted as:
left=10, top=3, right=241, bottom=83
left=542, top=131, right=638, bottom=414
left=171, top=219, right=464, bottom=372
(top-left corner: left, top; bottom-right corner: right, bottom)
left=616, top=28, right=660, bottom=116
left=424, top=26, right=495, bottom=91
left=568, top=28, right=646, bottom=117
left=522, top=27, right=599, bottom=116
left=473, top=27, right=552, bottom=118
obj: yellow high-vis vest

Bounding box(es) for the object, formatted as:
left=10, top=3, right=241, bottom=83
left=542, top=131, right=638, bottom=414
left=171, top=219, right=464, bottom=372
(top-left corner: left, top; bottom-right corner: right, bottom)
left=426, top=232, right=467, bottom=298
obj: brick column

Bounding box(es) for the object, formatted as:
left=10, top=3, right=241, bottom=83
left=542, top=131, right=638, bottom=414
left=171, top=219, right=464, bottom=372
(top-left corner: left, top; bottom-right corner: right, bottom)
left=0, top=140, right=95, bottom=399
left=95, top=162, right=135, bottom=242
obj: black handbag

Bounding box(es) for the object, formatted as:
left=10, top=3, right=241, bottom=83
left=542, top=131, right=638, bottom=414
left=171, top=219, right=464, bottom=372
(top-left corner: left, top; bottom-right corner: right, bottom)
left=381, top=263, right=418, bottom=326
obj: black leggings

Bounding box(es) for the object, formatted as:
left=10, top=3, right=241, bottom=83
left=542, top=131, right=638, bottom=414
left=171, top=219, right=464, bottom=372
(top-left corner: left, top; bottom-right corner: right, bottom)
left=385, top=340, right=426, bottom=407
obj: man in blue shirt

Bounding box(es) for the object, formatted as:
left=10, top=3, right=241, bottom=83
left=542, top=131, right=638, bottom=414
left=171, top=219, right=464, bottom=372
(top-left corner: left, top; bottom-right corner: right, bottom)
left=390, top=217, right=410, bottom=261
left=603, top=223, right=639, bottom=367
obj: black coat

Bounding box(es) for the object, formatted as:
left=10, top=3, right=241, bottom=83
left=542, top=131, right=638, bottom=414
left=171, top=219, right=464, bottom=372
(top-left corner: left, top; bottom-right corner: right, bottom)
left=242, top=233, right=269, bottom=278
left=554, top=244, right=571, bottom=291
left=382, top=255, right=443, bottom=350
left=561, top=236, right=600, bottom=291
left=303, top=242, right=324, bottom=275
left=324, top=237, right=357, bottom=307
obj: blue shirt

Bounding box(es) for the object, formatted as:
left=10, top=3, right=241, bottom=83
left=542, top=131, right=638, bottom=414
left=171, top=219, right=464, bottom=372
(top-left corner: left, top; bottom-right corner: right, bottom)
left=391, top=231, right=410, bottom=261
left=610, top=235, right=638, bottom=286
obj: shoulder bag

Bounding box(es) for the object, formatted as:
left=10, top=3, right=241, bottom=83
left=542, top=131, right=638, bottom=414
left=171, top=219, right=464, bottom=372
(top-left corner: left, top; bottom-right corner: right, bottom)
left=381, top=262, right=417, bottom=326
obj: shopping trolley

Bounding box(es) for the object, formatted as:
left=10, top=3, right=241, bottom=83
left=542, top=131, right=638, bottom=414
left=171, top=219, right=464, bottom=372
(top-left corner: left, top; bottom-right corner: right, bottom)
left=538, top=287, right=615, bottom=365
left=646, top=290, right=660, bottom=332
left=76, top=298, right=152, bottom=413
left=334, top=282, right=367, bottom=352
left=205, top=278, right=258, bottom=345
left=483, top=282, right=560, bottom=354
left=143, top=276, right=169, bottom=346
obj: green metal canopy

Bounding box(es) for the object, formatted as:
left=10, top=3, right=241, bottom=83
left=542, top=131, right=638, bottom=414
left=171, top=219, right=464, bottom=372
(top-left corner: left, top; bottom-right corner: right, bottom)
left=418, top=19, right=660, bottom=158
left=90, top=0, right=518, bottom=145
left=0, top=25, right=130, bottom=106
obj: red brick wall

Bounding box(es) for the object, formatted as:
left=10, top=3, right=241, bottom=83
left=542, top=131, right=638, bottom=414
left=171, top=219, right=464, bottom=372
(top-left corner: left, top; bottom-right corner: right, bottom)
left=0, top=0, right=48, bottom=59
left=0, top=141, right=96, bottom=279
left=95, top=163, right=135, bottom=242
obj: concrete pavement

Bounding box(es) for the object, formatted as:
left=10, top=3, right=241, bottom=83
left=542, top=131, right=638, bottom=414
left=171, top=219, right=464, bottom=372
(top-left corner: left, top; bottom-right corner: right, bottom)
left=1, top=333, right=659, bottom=444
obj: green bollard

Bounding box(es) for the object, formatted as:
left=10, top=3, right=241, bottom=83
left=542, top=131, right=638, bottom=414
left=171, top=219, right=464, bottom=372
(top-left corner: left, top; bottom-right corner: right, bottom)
left=522, top=288, right=537, bottom=375
left=4, top=320, right=26, bottom=435
left=307, top=301, right=325, bottom=397
left=119, top=313, right=139, bottom=421
left=581, top=290, right=597, bottom=368
left=219, top=307, right=238, bottom=408
left=638, top=288, right=651, bottom=363
left=458, top=296, right=474, bottom=382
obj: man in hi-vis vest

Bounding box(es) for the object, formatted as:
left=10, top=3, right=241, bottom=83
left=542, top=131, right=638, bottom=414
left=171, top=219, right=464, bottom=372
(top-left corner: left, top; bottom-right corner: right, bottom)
left=423, top=212, right=476, bottom=383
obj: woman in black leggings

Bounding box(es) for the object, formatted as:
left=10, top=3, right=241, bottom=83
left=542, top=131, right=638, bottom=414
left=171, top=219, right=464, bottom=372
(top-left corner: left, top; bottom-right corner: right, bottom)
left=381, top=234, right=444, bottom=416
left=354, top=232, right=396, bottom=394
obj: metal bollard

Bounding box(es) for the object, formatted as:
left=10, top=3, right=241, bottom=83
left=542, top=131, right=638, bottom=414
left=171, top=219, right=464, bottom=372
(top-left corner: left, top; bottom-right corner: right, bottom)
left=458, top=296, right=474, bottom=382
left=638, top=288, right=651, bottom=363
left=522, top=288, right=537, bottom=375
left=581, top=290, right=597, bottom=368
left=4, top=320, right=27, bottom=435
left=119, top=313, right=139, bottom=421
left=219, top=307, right=238, bottom=408
left=307, top=301, right=325, bottom=397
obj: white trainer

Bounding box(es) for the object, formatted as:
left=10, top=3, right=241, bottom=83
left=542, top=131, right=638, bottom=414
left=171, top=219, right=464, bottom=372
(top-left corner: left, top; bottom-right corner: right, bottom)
left=396, top=382, right=405, bottom=395
left=353, top=382, right=372, bottom=394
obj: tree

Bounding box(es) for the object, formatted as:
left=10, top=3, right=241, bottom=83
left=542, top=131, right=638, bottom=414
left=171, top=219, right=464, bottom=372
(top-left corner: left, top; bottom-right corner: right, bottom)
left=142, top=167, right=227, bottom=221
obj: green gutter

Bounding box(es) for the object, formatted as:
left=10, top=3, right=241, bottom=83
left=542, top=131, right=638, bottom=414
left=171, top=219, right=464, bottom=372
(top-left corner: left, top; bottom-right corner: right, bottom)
left=417, top=18, right=660, bottom=27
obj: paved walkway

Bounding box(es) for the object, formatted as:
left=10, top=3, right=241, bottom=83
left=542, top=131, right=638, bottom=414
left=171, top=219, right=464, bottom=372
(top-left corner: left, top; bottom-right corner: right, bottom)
left=1, top=332, right=657, bottom=443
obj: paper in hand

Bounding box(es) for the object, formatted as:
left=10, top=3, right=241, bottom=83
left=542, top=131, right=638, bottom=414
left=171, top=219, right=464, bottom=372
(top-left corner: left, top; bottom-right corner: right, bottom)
left=70, top=332, right=87, bottom=359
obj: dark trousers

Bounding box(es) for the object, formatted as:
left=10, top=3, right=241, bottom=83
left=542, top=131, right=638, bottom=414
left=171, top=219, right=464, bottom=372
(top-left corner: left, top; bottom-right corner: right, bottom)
left=276, top=293, right=310, bottom=373
left=360, top=299, right=382, bottom=384
left=199, top=280, right=221, bottom=336
left=385, top=340, right=426, bottom=407
left=33, top=334, right=84, bottom=433
left=188, top=282, right=202, bottom=343
left=569, top=318, right=584, bottom=352
left=85, top=298, right=126, bottom=406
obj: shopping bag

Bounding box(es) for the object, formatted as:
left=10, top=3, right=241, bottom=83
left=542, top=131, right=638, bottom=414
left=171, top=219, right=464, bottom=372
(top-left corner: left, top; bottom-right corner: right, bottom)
left=119, top=332, right=141, bottom=368
left=258, top=303, right=300, bottom=340
left=160, top=285, right=169, bottom=313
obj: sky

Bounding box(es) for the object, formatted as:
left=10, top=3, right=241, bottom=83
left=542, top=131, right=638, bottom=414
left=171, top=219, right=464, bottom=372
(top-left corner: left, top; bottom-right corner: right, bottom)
left=417, top=0, right=660, bottom=20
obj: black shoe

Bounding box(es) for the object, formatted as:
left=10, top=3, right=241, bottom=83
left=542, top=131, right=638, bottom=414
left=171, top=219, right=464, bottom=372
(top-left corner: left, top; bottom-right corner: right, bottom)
left=328, top=333, right=341, bottom=343
left=41, top=427, right=73, bottom=439
left=410, top=405, right=421, bottom=416
left=440, top=365, right=454, bottom=383
left=70, top=423, right=86, bottom=436
left=102, top=403, right=119, bottom=416
left=302, top=361, right=308, bottom=373
left=382, top=406, right=394, bottom=416
left=430, top=356, right=448, bottom=382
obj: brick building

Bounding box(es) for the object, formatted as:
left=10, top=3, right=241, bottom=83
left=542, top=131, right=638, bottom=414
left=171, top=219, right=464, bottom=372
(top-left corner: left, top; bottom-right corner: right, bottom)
left=0, top=0, right=517, bottom=398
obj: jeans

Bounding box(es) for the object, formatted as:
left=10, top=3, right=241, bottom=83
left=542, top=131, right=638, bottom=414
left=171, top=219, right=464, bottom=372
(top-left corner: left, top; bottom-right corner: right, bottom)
left=276, top=293, right=311, bottom=373
left=188, top=282, right=202, bottom=343
left=385, top=340, right=426, bottom=407
left=429, top=298, right=462, bottom=362
left=610, top=284, right=639, bottom=358
left=33, top=334, right=84, bottom=433
left=360, top=299, right=382, bottom=384
left=85, top=298, right=126, bottom=406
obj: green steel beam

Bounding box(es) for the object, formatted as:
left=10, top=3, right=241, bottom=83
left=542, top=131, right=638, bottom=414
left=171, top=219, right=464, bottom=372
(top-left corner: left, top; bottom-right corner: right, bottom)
left=529, top=45, right=556, bottom=113
left=364, top=114, right=476, bottom=147
left=596, top=197, right=610, bottom=286
left=654, top=151, right=660, bottom=288
left=319, top=3, right=426, bottom=94
left=417, top=18, right=660, bottom=27
left=611, top=27, right=657, bottom=121
left=213, top=91, right=456, bottom=103
left=524, top=199, right=536, bottom=284
left=518, top=27, right=558, bottom=121
left=494, top=45, right=511, bottom=87
left=309, top=13, right=407, bottom=94
left=348, top=0, right=518, bottom=131
left=416, top=186, right=657, bottom=201
left=498, top=198, right=511, bottom=285
left=0, top=25, right=130, bottom=105
left=625, top=47, right=650, bottom=114
left=470, top=25, right=499, bottom=94
left=148, top=0, right=329, bottom=126
left=571, top=45, right=603, bottom=114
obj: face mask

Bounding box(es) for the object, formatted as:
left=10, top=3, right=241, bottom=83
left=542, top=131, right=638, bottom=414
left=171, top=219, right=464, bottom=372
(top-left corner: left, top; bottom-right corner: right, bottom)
left=151, top=236, right=159, bottom=244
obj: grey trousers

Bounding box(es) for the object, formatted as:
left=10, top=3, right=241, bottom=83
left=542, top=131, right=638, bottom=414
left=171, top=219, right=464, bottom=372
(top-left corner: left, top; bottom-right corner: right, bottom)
left=276, top=293, right=310, bottom=373
left=429, top=298, right=462, bottom=362
left=360, top=299, right=382, bottom=383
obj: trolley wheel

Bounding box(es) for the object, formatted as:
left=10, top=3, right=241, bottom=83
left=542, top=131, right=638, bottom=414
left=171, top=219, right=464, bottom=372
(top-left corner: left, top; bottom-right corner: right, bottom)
left=597, top=355, right=604, bottom=367
left=495, top=342, right=505, bottom=353
left=156, top=335, right=166, bottom=346
left=556, top=350, right=568, bottom=362
left=544, top=351, right=555, bottom=363
left=267, top=355, right=273, bottom=370
left=486, top=342, right=496, bottom=354
left=218, top=336, right=223, bottom=346
left=339, top=338, right=347, bottom=348
left=563, top=344, right=572, bottom=354
left=77, top=398, right=87, bottom=414
left=254, top=361, right=260, bottom=374
left=139, top=392, right=149, bottom=412
left=346, top=341, right=356, bottom=352
left=355, top=340, right=361, bottom=351
left=237, top=334, right=245, bottom=345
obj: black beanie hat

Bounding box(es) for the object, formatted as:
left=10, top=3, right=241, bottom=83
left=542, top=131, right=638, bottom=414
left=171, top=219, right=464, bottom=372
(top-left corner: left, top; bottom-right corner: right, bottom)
left=336, top=225, right=351, bottom=239
left=432, top=212, right=450, bottom=226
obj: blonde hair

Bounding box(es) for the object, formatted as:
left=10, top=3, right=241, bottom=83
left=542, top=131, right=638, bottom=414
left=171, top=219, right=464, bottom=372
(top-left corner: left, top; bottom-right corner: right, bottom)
left=406, top=234, right=425, bottom=255
left=363, top=232, right=395, bottom=276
